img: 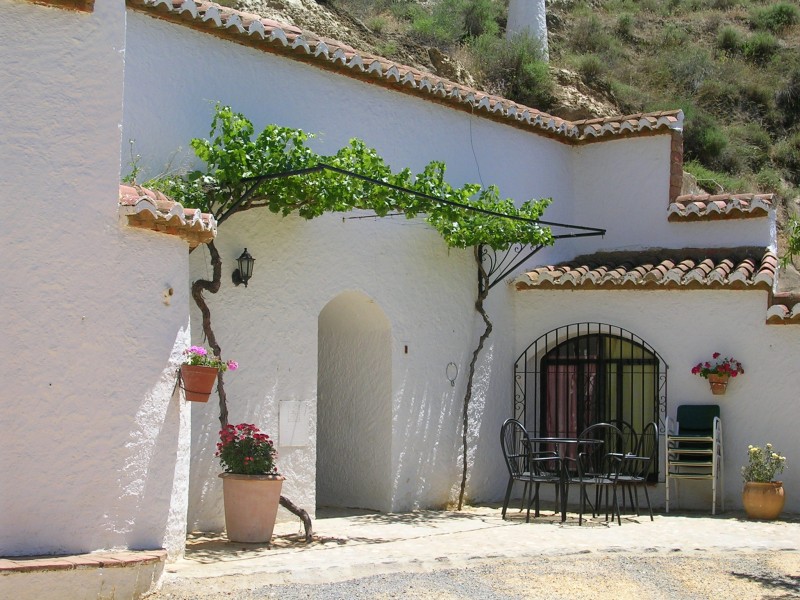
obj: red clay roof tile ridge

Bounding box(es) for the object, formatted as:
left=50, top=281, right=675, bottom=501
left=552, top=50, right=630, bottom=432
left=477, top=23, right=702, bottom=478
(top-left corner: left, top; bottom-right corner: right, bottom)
left=127, top=0, right=684, bottom=143
left=118, top=183, right=217, bottom=247
left=514, top=247, right=776, bottom=290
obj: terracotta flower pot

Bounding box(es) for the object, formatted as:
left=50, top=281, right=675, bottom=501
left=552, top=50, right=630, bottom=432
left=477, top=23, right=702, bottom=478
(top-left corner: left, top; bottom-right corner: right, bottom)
left=742, top=481, right=785, bottom=520
left=180, top=364, right=219, bottom=402
left=219, top=473, right=284, bottom=543
left=707, top=373, right=729, bottom=395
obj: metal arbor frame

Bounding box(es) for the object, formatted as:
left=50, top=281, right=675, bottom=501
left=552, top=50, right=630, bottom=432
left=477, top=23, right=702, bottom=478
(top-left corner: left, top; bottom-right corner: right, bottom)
left=513, top=323, right=669, bottom=480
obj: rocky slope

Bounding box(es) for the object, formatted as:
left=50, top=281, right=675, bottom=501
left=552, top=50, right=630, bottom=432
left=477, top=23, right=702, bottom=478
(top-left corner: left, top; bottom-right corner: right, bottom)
left=221, top=0, right=619, bottom=120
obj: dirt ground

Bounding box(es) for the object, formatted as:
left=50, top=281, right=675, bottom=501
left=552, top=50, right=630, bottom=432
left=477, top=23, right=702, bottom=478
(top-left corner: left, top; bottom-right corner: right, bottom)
left=151, top=551, right=800, bottom=599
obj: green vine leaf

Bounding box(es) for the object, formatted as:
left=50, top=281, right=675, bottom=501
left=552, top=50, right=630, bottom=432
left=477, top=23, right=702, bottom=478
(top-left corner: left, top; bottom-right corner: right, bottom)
left=144, top=104, right=555, bottom=251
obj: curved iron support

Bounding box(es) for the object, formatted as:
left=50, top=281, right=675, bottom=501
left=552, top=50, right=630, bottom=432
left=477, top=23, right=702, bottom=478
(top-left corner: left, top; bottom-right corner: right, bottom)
left=480, top=244, right=545, bottom=294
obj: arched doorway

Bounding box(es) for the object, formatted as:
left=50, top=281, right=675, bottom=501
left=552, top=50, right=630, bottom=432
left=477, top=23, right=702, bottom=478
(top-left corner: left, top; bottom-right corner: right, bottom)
left=317, top=292, right=392, bottom=511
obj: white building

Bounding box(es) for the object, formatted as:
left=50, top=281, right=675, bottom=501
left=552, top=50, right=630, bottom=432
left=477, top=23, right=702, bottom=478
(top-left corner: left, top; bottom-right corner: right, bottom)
left=2, top=0, right=798, bottom=596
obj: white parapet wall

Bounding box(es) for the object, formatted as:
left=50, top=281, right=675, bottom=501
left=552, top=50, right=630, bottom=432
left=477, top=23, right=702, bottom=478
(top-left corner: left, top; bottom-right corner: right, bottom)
left=507, top=0, right=549, bottom=60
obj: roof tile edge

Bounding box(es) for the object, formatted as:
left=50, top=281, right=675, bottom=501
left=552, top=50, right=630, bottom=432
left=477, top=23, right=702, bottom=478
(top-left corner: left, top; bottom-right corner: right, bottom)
left=119, top=184, right=218, bottom=248
left=126, top=0, right=683, bottom=144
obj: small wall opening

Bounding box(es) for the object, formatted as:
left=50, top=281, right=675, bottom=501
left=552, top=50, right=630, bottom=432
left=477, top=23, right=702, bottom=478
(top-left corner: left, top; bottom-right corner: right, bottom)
left=317, top=291, right=392, bottom=511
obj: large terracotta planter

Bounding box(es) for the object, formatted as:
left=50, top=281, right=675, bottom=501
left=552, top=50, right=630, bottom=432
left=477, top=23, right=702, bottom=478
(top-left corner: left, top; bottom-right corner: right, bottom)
left=219, top=473, right=284, bottom=543
left=180, top=365, right=219, bottom=402
left=707, top=373, right=729, bottom=395
left=742, top=481, right=785, bottom=520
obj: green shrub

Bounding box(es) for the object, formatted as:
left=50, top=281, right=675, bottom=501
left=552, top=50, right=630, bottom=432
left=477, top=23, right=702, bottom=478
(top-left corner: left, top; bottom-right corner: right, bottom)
left=743, top=31, right=779, bottom=64
left=716, top=25, right=743, bottom=53
left=469, top=33, right=553, bottom=109
left=684, top=112, right=728, bottom=164
left=660, top=23, right=689, bottom=47
left=410, top=0, right=501, bottom=45
left=570, top=15, right=614, bottom=54
left=776, top=68, right=800, bottom=126
left=660, top=46, right=715, bottom=94
left=697, top=79, right=738, bottom=114
left=377, top=41, right=398, bottom=57
left=727, top=123, right=772, bottom=172
left=390, top=1, right=424, bottom=21
left=609, top=80, right=650, bottom=113
left=684, top=160, right=748, bottom=193
left=714, top=147, right=745, bottom=174
left=772, top=133, right=800, bottom=185
left=740, top=81, right=774, bottom=117
left=755, top=168, right=784, bottom=194
left=710, top=0, right=739, bottom=9
left=750, top=3, right=799, bottom=34
left=366, top=16, right=387, bottom=34
left=616, top=13, right=635, bottom=39
left=462, top=0, right=501, bottom=38
left=577, top=54, right=605, bottom=84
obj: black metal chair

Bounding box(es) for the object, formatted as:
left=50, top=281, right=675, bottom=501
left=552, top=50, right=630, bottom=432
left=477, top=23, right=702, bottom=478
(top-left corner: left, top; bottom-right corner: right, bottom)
left=566, top=423, right=624, bottom=525
left=612, top=419, right=638, bottom=456
left=500, top=419, right=563, bottom=522
left=617, top=421, right=657, bottom=520
left=612, top=419, right=639, bottom=512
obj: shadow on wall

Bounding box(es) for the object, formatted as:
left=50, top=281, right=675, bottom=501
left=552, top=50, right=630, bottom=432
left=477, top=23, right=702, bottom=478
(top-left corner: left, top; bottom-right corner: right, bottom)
left=391, top=367, right=463, bottom=510
left=105, top=333, right=188, bottom=555
left=187, top=406, right=225, bottom=533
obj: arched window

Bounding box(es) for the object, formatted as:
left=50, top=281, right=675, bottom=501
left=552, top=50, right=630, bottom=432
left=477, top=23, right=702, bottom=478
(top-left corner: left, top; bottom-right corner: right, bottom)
left=514, top=324, right=667, bottom=480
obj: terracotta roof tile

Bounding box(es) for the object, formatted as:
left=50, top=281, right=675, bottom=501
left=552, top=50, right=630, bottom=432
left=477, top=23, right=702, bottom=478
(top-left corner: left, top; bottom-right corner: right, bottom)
left=127, top=0, right=682, bottom=144
left=514, top=247, right=776, bottom=290
left=668, top=193, right=773, bottom=221
left=767, top=292, right=800, bottom=325
left=119, top=184, right=217, bottom=248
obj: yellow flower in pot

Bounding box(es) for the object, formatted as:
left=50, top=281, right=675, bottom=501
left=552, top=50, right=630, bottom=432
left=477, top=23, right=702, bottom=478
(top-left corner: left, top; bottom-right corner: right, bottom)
left=741, top=443, right=787, bottom=520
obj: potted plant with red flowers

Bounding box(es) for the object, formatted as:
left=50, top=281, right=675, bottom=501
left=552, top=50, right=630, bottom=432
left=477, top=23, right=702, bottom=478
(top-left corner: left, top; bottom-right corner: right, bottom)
left=216, top=423, right=284, bottom=543
left=691, top=352, right=744, bottom=395
left=179, top=346, right=238, bottom=402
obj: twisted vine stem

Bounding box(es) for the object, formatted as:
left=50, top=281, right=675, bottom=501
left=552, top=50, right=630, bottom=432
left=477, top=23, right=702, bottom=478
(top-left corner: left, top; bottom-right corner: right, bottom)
left=457, top=245, right=492, bottom=510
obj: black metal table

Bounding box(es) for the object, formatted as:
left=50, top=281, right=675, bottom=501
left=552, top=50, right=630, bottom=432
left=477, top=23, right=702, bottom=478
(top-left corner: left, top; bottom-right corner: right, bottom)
left=525, top=436, right=604, bottom=522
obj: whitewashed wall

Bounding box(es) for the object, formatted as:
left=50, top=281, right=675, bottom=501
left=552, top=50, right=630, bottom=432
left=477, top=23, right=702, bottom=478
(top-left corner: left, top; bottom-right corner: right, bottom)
left=122, top=13, right=581, bottom=530
left=513, top=288, right=800, bottom=513
left=121, top=7, right=786, bottom=530
left=507, top=0, right=549, bottom=59
left=569, top=137, right=773, bottom=257
left=0, top=0, right=191, bottom=558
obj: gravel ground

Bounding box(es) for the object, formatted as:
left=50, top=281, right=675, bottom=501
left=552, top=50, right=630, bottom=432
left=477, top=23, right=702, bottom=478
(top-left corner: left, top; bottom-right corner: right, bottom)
left=152, top=551, right=800, bottom=599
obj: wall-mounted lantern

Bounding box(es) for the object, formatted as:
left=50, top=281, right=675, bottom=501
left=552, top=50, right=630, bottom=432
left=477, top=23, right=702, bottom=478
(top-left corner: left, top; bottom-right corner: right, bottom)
left=232, top=248, right=255, bottom=287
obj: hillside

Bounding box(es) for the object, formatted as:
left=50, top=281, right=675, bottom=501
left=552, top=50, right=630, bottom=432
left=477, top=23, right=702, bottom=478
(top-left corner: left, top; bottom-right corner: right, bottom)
left=221, top=0, right=799, bottom=276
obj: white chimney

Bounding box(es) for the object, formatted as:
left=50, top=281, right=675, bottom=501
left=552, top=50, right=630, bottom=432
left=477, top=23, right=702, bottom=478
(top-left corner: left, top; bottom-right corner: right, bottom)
left=507, top=0, right=549, bottom=61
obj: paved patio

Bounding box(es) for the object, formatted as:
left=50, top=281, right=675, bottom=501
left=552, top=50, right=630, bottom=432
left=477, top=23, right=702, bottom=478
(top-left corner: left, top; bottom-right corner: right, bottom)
left=164, top=504, right=800, bottom=588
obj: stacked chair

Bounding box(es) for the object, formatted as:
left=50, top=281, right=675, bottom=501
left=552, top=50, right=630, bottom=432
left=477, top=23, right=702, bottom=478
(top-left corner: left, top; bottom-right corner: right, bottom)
left=665, top=404, right=724, bottom=514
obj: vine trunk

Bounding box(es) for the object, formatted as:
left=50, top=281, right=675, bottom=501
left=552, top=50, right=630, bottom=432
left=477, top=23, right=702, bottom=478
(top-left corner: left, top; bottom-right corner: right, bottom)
left=457, top=245, right=493, bottom=510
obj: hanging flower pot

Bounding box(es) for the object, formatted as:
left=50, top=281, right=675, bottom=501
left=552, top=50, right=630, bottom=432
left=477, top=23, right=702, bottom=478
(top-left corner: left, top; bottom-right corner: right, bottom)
left=180, top=346, right=238, bottom=402
left=691, top=352, right=743, bottom=396
left=707, top=373, right=729, bottom=395
left=180, top=364, right=219, bottom=402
